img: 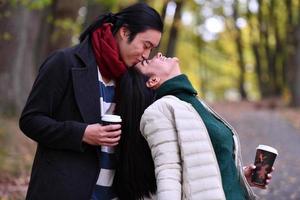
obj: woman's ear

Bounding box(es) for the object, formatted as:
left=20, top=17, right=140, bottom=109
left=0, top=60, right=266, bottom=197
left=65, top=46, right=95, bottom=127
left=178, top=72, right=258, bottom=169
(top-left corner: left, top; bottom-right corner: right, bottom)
left=146, top=76, right=160, bottom=89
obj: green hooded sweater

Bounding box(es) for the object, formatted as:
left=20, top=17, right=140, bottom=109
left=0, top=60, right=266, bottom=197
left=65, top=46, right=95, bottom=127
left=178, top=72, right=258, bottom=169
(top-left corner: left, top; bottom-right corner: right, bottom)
left=156, top=74, right=246, bottom=200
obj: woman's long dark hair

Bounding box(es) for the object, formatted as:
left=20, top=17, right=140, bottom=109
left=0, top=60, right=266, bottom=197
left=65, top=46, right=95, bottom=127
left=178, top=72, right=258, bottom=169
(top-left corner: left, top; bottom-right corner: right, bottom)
left=113, top=68, right=156, bottom=200
left=79, top=3, right=163, bottom=42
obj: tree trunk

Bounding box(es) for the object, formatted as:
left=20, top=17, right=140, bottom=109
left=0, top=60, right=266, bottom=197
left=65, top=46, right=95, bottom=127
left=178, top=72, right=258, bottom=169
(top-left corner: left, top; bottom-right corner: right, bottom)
left=284, top=0, right=299, bottom=106
left=0, top=2, right=42, bottom=115
left=46, top=0, right=84, bottom=54
left=246, top=0, right=263, bottom=98
left=285, top=0, right=294, bottom=90
left=290, top=27, right=300, bottom=106
left=138, top=0, right=150, bottom=3
left=166, top=0, right=183, bottom=57
left=150, top=0, right=169, bottom=58
left=256, top=0, right=274, bottom=97
left=34, top=6, right=52, bottom=69
left=262, top=23, right=275, bottom=97
left=233, top=0, right=247, bottom=99
left=160, top=0, right=169, bottom=24
left=273, top=15, right=284, bottom=95
left=262, top=0, right=281, bottom=97
left=35, top=0, right=84, bottom=72
left=83, top=0, right=110, bottom=30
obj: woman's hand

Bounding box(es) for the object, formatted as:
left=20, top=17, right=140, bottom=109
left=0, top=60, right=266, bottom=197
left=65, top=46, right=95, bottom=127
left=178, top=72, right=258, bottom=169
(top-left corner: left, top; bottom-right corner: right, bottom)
left=243, top=164, right=274, bottom=189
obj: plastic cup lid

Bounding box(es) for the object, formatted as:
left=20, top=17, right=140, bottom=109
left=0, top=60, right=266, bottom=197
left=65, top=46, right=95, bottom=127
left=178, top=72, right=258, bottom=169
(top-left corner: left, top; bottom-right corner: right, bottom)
left=256, top=144, right=278, bottom=155
left=101, top=114, right=122, bottom=123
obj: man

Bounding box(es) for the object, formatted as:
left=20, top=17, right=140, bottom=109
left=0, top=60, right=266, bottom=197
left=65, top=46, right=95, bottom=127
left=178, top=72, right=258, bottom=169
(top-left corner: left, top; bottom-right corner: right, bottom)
left=19, top=3, right=163, bottom=200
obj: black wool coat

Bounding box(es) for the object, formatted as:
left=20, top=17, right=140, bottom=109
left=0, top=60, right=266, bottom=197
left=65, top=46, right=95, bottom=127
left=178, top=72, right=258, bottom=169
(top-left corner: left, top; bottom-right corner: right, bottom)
left=19, top=38, right=103, bottom=200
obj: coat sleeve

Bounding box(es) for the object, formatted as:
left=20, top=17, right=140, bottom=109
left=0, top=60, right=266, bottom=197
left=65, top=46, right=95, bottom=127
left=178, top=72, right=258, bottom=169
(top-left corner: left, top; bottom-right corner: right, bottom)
left=140, top=102, right=182, bottom=200
left=19, top=50, right=87, bottom=152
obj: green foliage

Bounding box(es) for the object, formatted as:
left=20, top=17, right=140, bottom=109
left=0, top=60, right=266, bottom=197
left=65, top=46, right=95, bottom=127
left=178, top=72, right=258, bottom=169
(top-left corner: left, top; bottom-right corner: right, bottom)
left=1, top=32, right=13, bottom=41
left=87, top=0, right=138, bottom=12
left=54, top=18, right=81, bottom=34
left=9, top=0, right=52, bottom=10
left=92, top=0, right=117, bottom=7
left=3, top=0, right=298, bottom=102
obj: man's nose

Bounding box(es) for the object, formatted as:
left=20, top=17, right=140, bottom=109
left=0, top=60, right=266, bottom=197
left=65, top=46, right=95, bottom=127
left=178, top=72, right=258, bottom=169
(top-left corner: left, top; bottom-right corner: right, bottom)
left=142, top=49, right=151, bottom=59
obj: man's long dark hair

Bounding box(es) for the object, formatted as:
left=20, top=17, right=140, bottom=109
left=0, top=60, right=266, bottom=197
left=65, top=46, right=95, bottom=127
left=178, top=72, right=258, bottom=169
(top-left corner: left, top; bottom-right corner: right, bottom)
left=80, top=3, right=163, bottom=42
left=113, top=68, right=156, bottom=200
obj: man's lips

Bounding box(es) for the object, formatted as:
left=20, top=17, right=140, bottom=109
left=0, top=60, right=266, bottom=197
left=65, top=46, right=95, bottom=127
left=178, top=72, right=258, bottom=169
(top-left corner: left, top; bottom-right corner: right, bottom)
left=133, top=58, right=143, bottom=65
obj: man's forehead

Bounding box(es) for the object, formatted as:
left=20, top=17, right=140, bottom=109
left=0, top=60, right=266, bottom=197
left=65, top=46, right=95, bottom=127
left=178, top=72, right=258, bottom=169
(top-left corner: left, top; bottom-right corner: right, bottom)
left=137, top=29, right=161, bottom=46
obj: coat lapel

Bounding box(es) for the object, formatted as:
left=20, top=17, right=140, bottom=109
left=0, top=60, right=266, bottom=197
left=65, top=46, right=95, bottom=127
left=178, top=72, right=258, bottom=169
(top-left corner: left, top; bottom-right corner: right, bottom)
left=72, top=38, right=101, bottom=123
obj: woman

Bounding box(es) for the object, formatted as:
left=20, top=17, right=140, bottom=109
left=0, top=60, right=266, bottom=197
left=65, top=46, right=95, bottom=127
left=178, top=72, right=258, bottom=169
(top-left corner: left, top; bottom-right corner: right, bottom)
left=133, top=53, right=274, bottom=200
left=19, top=3, right=163, bottom=200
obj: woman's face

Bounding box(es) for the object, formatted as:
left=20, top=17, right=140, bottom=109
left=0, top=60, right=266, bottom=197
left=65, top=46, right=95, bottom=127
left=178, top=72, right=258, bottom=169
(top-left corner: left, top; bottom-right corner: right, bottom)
left=117, top=28, right=162, bottom=67
left=135, top=53, right=179, bottom=77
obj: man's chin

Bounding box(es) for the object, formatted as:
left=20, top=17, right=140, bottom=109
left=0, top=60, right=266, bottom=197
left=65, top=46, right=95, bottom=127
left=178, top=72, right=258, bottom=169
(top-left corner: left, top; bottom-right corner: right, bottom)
left=131, top=60, right=140, bottom=66
left=127, top=64, right=136, bottom=68
left=128, top=61, right=139, bottom=68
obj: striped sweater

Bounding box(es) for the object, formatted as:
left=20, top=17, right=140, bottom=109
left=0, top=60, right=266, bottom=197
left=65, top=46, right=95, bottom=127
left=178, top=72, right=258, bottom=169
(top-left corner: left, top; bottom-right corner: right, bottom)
left=91, top=69, right=117, bottom=200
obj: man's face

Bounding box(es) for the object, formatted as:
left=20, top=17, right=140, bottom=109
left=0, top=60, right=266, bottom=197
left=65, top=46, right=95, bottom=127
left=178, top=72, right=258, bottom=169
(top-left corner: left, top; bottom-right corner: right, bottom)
left=117, top=28, right=162, bottom=67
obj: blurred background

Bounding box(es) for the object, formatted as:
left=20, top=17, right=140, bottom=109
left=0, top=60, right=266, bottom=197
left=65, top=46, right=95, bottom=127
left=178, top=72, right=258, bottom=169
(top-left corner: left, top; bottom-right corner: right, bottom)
left=1, top=0, right=300, bottom=199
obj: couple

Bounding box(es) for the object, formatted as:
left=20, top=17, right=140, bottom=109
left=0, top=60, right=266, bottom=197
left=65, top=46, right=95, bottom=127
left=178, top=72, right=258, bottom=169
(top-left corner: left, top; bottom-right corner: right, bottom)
left=19, top=2, right=272, bottom=200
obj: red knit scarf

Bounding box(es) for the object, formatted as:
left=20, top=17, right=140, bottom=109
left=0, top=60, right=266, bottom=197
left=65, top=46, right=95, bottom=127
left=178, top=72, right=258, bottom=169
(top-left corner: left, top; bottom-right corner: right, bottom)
left=91, top=23, right=126, bottom=80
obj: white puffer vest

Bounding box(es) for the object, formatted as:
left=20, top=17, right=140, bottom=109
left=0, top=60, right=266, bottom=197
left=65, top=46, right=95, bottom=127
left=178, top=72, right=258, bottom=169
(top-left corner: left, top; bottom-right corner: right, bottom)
left=140, top=95, right=257, bottom=200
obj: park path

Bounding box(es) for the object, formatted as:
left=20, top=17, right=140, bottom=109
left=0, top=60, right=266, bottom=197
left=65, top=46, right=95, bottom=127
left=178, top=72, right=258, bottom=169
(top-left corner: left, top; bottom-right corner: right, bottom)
left=1, top=102, right=300, bottom=199
left=213, top=102, right=300, bottom=200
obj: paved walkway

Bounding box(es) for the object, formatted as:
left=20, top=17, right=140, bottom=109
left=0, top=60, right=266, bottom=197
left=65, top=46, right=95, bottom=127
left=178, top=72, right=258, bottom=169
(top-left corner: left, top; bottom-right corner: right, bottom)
left=216, top=107, right=300, bottom=200
left=2, top=103, right=300, bottom=199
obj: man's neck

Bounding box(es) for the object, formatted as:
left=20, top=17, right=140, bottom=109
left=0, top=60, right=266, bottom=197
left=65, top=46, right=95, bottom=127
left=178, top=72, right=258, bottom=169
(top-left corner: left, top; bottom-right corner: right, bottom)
left=102, top=76, right=111, bottom=84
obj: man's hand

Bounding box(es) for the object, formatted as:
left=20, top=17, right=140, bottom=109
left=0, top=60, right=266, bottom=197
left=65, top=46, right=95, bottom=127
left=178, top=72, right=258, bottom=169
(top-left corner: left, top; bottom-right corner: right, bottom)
left=243, top=164, right=274, bottom=189
left=82, top=123, right=121, bottom=146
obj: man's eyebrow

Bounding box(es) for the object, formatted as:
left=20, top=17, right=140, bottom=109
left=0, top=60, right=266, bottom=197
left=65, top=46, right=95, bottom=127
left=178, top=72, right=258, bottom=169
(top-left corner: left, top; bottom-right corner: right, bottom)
left=146, top=41, right=159, bottom=48
left=152, top=41, right=161, bottom=48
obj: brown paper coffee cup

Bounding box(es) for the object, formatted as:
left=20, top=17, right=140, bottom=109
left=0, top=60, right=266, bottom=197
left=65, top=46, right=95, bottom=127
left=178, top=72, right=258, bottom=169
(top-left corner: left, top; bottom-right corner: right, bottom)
left=251, top=144, right=278, bottom=186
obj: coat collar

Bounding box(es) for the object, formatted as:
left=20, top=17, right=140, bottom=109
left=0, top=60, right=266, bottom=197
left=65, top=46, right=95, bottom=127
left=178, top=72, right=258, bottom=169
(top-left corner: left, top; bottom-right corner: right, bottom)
left=156, top=74, right=197, bottom=99
left=74, top=37, right=97, bottom=68
left=72, top=37, right=101, bottom=123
